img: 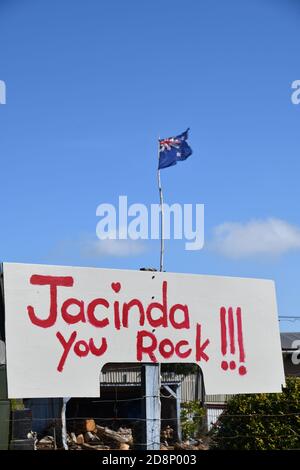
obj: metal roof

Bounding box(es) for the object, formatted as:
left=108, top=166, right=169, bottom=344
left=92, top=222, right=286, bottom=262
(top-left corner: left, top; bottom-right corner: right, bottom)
left=280, top=332, right=300, bottom=350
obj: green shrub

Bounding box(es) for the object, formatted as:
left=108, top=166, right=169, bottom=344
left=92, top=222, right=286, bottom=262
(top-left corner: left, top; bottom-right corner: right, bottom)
left=181, top=401, right=205, bottom=440
left=10, top=399, right=24, bottom=411
left=211, top=377, right=300, bottom=450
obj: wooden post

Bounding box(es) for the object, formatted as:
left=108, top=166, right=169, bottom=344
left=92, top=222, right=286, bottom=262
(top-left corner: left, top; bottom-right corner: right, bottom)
left=141, top=364, right=161, bottom=450
left=176, top=384, right=182, bottom=441
left=61, top=397, right=70, bottom=450
left=162, top=383, right=182, bottom=442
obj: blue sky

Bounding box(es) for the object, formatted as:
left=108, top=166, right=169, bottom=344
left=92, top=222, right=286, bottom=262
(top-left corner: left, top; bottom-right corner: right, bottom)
left=0, top=0, right=299, bottom=331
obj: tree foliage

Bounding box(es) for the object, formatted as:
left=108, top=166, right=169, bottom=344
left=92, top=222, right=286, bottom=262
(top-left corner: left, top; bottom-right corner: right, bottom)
left=211, top=377, right=300, bottom=450
left=180, top=401, right=205, bottom=439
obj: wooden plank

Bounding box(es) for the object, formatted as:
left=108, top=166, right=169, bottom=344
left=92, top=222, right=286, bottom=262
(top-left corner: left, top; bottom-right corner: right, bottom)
left=142, top=364, right=161, bottom=450
left=61, top=397, right=70, bottom=450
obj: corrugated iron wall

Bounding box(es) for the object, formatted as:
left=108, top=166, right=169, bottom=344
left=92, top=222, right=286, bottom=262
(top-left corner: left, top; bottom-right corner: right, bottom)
left=100, top=369, right=202, bottom=403
left=100, top=368, right=233, bottom=406
left=205, top=394, right=232, bottom=404
left=207, top=407, right=224, bottom=430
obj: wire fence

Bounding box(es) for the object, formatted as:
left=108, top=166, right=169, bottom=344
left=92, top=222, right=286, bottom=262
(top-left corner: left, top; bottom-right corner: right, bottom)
left=3, top=395, right=300, bottom=450
left=2, top=365, right=300, bottom=450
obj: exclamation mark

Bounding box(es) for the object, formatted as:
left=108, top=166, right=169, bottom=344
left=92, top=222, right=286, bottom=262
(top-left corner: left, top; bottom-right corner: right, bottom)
left=220, top=306, right=228, bottom=371
left=228, top=307, right=236, bottom=370
left=236, top=307, right=247, bottom=376
left=220, top=306, right=247, bottom=375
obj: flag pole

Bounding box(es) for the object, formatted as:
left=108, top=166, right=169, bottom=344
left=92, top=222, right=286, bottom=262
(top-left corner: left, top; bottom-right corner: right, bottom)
left=157, top=137, right=164, bottom=272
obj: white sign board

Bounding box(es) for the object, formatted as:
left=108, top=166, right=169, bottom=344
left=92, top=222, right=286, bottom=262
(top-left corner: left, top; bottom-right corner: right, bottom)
left=2, top=263, right=285, bottom=398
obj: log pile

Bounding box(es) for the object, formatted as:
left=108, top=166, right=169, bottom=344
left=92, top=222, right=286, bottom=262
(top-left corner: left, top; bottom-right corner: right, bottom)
left=35, top=420, right=209, bottom=450
left=35, top=419, right=132, bottom=450
left=160, top=425, right=174, bottom=447
left=174, top=439, right=209, bottom=450
left=67, top=419, right=132, bottom=450
left=36, top=435, right=55, bottom=450
left=160, top=425, right=209, bottom=450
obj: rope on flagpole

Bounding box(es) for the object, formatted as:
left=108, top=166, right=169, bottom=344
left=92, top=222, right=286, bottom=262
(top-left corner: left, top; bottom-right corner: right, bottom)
left=157, top=137, right=164, bottom=272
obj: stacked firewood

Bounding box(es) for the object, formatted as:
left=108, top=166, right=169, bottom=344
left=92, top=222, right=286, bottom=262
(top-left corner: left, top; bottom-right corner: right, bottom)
left=68, top=419, right=132, bottom=450
left=174, top=439, right=209, bottom=450
left=160, top=425, right=209, bottom=450
left=35, top=420, right=209, bottom=450
left=36, top=419, right=132, bottom=450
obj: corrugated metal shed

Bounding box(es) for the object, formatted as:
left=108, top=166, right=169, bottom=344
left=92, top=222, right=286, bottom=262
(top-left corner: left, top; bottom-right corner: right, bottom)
left=281, top=332, right=300, bottom=350
left=100, top=367, right=202, bottom=402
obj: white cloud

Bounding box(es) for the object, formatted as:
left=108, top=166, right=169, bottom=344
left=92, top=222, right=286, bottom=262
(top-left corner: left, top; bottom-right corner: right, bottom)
left=48, top=234, right=148, bottom=263
left=80, top=238, right=147, bottom=258
left=211, top=218, right=300, bottom=258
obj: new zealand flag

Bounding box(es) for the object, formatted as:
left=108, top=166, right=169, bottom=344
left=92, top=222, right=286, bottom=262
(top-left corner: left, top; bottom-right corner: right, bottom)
left=158, top=128, right=192, bottom=170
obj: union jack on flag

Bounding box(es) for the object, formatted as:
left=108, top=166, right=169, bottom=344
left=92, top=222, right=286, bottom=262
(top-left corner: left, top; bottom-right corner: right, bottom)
left=158, top=128, right=192, bottom=170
